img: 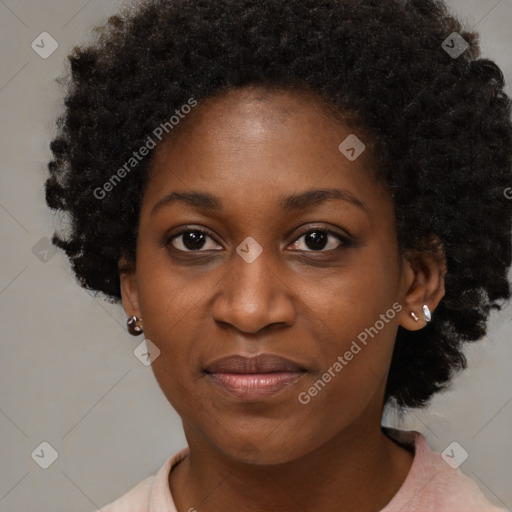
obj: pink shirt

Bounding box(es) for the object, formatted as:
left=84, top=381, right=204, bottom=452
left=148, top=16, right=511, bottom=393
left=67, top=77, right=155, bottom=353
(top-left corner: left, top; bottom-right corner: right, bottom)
left=95, top=428, right=505, bottom=511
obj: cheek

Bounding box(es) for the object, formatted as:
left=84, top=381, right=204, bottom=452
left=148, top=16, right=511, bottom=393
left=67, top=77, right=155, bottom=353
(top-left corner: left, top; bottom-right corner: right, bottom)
left=306, top=245, right=398, bottom=333
left=133, top=265, right=201, bottom=398
left=298, top=246, right=400, bottom=388
left=295, top=288, right=399, bottom=432
left=136, top=244, right=210, bottom=337
left=301, top=297, right=398, bottom=400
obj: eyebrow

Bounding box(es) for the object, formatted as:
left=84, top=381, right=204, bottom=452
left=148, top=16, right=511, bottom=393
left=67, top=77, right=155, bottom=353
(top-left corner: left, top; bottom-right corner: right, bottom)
left=150, top=188, right=370, bottom=217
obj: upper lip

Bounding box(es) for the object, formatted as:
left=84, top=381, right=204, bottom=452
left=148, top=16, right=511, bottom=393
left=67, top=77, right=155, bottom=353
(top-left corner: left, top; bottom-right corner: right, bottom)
left=204, top=353, right=306, bottom=374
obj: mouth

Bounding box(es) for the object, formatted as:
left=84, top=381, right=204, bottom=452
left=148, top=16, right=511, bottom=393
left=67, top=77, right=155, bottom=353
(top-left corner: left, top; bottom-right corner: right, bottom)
left=203, top=353, right=307, bottom=401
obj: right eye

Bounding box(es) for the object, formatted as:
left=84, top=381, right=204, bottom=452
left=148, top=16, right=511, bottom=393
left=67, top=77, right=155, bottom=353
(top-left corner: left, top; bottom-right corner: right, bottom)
left=166, top=228, right=223, bottom=252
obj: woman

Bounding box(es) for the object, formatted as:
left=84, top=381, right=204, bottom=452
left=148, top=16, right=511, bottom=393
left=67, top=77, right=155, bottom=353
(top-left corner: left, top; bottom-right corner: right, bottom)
left=44, top=0, right=512, bottom=510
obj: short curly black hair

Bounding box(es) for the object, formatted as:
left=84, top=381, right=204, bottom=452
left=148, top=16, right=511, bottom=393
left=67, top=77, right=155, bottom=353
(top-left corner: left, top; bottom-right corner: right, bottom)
left=44, top=0, right=512, bottom=410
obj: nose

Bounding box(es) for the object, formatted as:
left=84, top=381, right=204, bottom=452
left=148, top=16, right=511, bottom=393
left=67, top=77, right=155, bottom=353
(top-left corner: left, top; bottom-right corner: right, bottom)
left=211, top=243, right=296, bottom=334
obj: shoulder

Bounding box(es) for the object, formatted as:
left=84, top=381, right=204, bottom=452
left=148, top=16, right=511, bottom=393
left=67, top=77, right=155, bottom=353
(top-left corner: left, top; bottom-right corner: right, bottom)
left=95, top=475, right=154, bottom=512
left=381, top=427, right=506, bottom=512
left=90, top=447, right=190, bottom=512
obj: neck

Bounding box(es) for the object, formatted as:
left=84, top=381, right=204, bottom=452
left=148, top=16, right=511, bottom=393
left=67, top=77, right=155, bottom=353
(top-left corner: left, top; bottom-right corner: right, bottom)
left=169, top=414, right=414, bottom=512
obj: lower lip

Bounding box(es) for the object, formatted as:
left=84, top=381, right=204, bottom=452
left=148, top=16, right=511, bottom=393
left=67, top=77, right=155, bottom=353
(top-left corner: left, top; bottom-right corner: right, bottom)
left=206, top=371, right=306, bottom=400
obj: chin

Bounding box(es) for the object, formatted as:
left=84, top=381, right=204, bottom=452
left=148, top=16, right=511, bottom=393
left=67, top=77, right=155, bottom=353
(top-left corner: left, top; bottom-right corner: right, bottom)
left=210, top=431, right=312, bottom=466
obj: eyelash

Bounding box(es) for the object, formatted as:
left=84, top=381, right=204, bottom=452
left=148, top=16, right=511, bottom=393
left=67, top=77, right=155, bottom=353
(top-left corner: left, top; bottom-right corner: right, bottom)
left=165, top=226, right=353, bottom=253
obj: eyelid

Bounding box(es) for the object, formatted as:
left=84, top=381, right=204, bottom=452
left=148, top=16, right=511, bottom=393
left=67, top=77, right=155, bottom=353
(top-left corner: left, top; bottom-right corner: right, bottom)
left=165, top=225, right=221, bottom=250
left=293, top=224, right=352, bottom=242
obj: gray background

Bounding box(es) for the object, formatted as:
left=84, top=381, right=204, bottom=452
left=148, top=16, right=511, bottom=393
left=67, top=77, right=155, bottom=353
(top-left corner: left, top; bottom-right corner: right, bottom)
left=0, top=1, right=511, bottom=511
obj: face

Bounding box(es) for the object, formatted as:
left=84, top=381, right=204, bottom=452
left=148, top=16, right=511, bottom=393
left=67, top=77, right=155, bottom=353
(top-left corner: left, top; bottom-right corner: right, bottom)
left=119, top=86, right=434, bottom=464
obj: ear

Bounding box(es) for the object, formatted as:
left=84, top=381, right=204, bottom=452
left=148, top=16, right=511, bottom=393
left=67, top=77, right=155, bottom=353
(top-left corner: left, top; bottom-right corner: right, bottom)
left=397, top=235, right=447, bottom=331
left=118, top=255, right=141, bottom=320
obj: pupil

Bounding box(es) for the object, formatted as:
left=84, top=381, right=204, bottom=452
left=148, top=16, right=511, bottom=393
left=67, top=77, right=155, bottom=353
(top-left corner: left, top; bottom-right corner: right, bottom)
left=183, top=231, right=206, bottom=250
left=181, top=231, right=329, bottom=251
left=306, top=231, right=327, bottom=250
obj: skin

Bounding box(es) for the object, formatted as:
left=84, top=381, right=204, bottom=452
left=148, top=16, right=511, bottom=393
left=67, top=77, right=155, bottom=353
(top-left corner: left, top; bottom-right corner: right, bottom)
left=118, top=85, right=446, bottom=512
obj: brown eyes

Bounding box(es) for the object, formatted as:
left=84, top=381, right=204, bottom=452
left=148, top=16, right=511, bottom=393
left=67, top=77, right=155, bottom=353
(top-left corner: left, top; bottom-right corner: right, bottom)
left=166, top=226, right=353, bottom=253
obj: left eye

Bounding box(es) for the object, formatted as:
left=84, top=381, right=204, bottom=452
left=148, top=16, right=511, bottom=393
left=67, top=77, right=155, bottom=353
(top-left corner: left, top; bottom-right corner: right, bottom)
left=289, top=229, right=349, bottom=252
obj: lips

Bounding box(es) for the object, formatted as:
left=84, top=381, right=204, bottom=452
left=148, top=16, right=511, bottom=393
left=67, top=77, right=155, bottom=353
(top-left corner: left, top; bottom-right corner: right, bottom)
left=204, top=353, right=305, bottom=374
left=204, top=353, right=307, bottom=400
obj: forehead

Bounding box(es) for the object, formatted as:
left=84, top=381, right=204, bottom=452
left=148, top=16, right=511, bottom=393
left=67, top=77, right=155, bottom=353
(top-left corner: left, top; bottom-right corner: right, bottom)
left=141, top=85, right=388, bottom=218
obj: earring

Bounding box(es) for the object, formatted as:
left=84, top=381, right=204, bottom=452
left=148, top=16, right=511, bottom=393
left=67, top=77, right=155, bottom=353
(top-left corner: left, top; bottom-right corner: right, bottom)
left=127, top=315, right=143, bottom=336
left=422, top=304, right=432, bottom=323
left=410, top=311, right=419, bottom=322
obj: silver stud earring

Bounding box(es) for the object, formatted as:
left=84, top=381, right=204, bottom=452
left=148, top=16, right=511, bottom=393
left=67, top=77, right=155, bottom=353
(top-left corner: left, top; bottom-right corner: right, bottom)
left=410, top=311, right=419, bottom=322
left=422, top=304, right=432, bottom=323
left=127, top=315, right=143, bottom=336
